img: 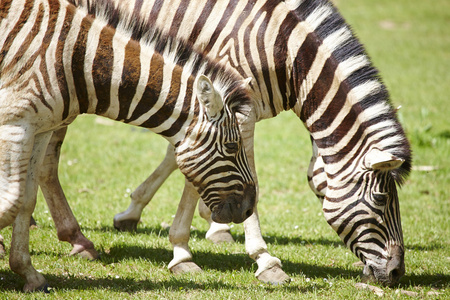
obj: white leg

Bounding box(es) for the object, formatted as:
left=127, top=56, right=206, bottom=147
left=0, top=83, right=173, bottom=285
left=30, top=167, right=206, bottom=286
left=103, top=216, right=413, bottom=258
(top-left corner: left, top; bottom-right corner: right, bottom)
left=238, top=112, right=290, bottom=284
left=9, top=131, right=52, bottom=292
left=0, top=125, right=36, bottom=229
left=168, top=179, right=201, bottom=273
left=198, top=199, right=234, bottom=243
left=38, top=128, right=98, bottom=259
left=114, top=144, right=177, bottom=231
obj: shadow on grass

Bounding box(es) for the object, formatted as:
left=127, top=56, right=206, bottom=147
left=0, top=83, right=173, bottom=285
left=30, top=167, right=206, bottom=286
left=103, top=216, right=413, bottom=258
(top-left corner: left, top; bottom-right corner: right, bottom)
left=233, top=234, right=344, bottom=248
left=34, top=218, right=445, bottom=253
left=78, top=223, right=445, bottom=252
left=1, top=258, right=447, bottom=294
left=399, top=273, right=450, bottom=289
left=0, top=268, right=328, bottom=294
left=2, top=240, right=448, bottom=293
left=0, top=269, right=234, bottom=293
left=75, top=224, right=346, bottom=248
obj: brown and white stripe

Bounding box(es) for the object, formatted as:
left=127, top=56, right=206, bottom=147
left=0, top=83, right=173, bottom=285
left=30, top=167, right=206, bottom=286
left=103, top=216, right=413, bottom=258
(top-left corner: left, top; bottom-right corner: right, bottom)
left=0, top=0, right=256, bottom=228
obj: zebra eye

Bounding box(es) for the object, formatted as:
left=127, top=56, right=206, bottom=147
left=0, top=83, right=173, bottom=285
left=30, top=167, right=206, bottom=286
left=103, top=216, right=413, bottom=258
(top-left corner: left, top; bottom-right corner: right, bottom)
left=224, top=142, right=239, bottom=153
left=372, top=192, right=388, bottom=206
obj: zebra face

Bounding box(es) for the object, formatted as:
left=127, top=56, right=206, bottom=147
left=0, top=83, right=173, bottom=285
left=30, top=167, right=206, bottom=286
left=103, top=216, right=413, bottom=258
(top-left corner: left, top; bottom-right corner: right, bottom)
left=322, top=149, right=406, bottom=286
left=174, top=75, right=255, bottom=224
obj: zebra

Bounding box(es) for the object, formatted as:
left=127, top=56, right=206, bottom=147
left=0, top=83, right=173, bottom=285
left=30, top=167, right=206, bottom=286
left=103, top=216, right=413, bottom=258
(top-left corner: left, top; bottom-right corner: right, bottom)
left=25, top=0, right=412, bottom=287
left=0, top=0, right=257, bottom=291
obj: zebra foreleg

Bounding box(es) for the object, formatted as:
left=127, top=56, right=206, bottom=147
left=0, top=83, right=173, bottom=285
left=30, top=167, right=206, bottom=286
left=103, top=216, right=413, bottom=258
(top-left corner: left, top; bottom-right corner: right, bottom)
left=168, top=180, right=202, bottom=274
left=243, top=208, right=290, bottom=285
left=9, top=131, right=52, bottom=292
left=238, top=117, right=290, bottom=285
left=38, top=127, right=98, bottom=260
left=113, top=143, right=178, bottom=231
left=198, top=200, right=290, bottom=284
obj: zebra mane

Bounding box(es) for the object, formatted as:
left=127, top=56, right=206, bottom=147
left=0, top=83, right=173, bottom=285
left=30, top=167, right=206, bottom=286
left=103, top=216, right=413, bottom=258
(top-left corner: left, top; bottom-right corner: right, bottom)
left=289, top=0, right=411, bottom=184
left=66, top=0, right=251, bottom=116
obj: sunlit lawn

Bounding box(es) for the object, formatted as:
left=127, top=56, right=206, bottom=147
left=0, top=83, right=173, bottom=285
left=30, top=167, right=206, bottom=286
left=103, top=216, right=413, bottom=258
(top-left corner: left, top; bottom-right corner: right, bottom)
left=0, top=0, right=449, bottom=298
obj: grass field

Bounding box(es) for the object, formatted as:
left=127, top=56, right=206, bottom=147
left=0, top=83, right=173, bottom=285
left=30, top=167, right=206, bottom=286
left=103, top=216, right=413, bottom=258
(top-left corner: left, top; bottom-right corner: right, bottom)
left=0, top=0, right=449, bottom=298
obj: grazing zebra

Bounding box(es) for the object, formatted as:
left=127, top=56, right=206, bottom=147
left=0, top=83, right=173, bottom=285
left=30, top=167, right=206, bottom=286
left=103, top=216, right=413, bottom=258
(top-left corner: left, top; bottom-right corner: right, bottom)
left=27, top=0, right=412, bottom=287
left=0, top=0, right=257, bottom=291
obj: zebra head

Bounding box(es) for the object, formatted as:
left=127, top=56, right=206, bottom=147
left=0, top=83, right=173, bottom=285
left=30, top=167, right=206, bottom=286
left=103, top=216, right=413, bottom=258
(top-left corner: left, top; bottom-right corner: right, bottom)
left=321, top=148, right=408, bottom=286
left=174, top=75, right=256, bottom=224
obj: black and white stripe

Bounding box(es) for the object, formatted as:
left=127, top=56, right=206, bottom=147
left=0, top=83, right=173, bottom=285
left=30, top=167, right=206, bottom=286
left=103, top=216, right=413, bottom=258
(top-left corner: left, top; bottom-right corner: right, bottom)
left=1, top=0, right=412, bottom=287
left=108, top=0, right=412, bottom=285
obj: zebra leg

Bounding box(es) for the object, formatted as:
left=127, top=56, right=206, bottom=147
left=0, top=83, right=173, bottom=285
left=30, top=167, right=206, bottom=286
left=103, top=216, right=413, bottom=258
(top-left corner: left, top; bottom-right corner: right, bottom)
left=198, top=199, right=234, bottom=244
left=38, top=127, right=98, bottom=260
left=9, top=131, right=52, bottom=292
left=113, top=143, right=177, bottom=231
left=168, top=179, right=202, bottom=274
left=239, top=115, right=290, bottom=285
left=0, top=125, right=36, bottom=229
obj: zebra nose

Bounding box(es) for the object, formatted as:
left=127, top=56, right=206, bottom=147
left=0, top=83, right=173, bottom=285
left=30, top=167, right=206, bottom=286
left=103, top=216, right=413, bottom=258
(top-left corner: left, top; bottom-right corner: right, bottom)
left=210, top=183, right=256, bottom=224
left=386, top=246, right=405, bottom=285
left=387, top=254, right=405, bottom=285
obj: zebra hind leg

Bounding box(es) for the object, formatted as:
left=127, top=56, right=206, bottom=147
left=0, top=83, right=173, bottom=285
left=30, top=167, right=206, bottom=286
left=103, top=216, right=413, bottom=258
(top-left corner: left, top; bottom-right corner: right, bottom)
left=113, top=144, right=177, bottom=231
left=38, top=128, right=98, bottom=260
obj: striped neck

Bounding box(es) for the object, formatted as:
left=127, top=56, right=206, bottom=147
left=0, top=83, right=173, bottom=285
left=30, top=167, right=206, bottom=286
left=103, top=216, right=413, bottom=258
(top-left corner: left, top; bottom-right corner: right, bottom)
left=285, top=0, right=410, bottom=177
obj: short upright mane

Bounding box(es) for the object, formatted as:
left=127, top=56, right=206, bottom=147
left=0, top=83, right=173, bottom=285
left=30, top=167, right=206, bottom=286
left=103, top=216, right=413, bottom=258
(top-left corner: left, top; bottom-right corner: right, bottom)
left=67, top=0, right=251, bottom=114
left=291, top=0, right=411, bottom=183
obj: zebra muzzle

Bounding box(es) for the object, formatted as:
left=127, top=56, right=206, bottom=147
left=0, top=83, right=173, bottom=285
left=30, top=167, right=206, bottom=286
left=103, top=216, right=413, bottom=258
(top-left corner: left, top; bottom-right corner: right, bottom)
left=210, top=184, right=255, bottom=224
left=362, top=246, right=405, bottom=286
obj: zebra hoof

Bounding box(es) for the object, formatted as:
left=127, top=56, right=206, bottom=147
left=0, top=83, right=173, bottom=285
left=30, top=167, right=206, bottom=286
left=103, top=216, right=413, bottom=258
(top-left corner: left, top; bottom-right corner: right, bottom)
left=70, top=247, right=99, bottom=261
left=30, top=216, right=37, bottom=227
left=113, top=219, right=139, bottom=232
left=256, top=265, right=291, bottom=285
left=23, top=281, right=50, bottom=293
left=38, top=283, right=51, bottom=293
left=170, top=262, right=202, bottom=274
left=207, top=230, right=235, bottom=244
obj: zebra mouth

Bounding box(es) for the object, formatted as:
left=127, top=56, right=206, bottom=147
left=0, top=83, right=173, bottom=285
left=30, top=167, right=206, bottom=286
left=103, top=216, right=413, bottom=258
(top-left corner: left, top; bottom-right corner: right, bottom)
left=361, top=264, right=376, bottom=283
left=210, top=185, right=255, bottom=224
left=361, top=259, right=404, bottom=287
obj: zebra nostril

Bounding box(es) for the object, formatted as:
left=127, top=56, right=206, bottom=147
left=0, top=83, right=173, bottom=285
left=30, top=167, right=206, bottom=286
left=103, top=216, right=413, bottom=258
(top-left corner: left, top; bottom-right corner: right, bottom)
left=388, top=267, right=403, bottom=284
left=244, top=207, right=253, bottom=219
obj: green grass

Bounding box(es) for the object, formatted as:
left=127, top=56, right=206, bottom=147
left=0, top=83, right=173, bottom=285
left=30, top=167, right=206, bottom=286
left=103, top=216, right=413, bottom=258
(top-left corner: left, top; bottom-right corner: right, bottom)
left=1, top=0, right=449, bottom=298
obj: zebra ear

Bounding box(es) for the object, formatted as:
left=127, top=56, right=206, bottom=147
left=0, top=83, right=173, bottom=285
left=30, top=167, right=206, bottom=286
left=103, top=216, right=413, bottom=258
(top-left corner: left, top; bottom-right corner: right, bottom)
left=364, top=148, right=404, bottom=170
left=197, top=75, right=224, bottom=119
left=242, top=77, right=252, bottom=87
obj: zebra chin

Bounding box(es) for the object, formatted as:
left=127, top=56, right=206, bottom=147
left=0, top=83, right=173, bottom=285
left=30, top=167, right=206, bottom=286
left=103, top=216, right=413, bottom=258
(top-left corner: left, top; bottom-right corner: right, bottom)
left=209, top=184, right=256, bottom=224
left=361, top=245, right=405, bottom=287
